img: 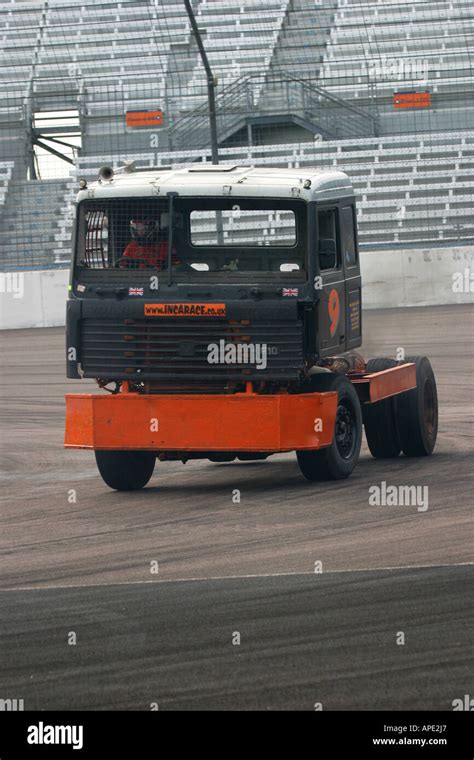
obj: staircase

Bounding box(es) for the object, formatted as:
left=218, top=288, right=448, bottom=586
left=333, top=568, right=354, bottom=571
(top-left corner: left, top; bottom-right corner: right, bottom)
left=169, top=72, right=378, bottom=152
left=266, top=0, right=338, bottom=81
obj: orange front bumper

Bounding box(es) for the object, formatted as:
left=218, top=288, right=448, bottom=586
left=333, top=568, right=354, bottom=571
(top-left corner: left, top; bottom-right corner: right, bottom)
left=64, top=390, right=338, bottom=452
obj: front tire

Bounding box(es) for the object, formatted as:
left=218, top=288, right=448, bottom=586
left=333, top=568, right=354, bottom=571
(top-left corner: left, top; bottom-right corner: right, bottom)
left=296, top=373, right=363, bottom=481
left=95, top=450, right=156, bottom=491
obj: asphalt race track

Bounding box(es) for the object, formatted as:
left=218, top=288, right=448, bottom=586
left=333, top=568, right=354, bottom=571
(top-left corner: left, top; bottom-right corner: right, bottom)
left=0, top=304, right=472, bottom=710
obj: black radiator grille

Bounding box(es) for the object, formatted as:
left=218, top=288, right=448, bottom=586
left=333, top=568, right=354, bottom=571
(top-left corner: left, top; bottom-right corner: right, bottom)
left=81, top=317, right=304, bottom=381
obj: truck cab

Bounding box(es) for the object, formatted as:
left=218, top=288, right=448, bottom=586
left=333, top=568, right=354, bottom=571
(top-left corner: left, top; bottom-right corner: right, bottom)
left=66, top=165, right=361, bottom=391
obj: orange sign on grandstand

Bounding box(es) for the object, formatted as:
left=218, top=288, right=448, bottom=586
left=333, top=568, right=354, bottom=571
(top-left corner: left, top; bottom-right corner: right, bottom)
left=393, top=92, right=431, bottom=110
left=125, top=110, right=164, bottom=128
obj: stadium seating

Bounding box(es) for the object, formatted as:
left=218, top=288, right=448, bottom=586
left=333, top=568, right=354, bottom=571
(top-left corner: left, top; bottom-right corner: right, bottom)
left=0, top=176, right=70, bottom=268
left=42, top=129, right=473, bottom=268
left=181, top=0, right=289, bottom=109
left=318, top=0, right=474, bottom=131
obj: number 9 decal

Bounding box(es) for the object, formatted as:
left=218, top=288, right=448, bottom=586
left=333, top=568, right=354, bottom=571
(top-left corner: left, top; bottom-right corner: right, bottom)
left=328, top=288, right=340, bottom=337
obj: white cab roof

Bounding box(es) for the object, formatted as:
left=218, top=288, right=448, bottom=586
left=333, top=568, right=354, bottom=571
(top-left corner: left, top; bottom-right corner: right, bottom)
left=77, top=165, right=354, bottom=203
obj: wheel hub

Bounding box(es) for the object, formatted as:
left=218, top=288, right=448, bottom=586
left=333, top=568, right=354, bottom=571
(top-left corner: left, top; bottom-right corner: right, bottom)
left=335, top=402, right=356, bottom=459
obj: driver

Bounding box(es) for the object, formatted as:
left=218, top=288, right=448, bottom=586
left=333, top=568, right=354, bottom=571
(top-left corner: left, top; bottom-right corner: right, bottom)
left=120, top=216, right=180, bottom=270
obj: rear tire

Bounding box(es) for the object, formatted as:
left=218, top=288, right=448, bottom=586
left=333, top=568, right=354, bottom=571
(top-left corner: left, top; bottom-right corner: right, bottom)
left=396, top=356, right=438, bottom=456
left=296, top=373, right=362, bottom=481
left=363, top=357, right=401, bottom=458
left=95, top=450, right=156, bottom=491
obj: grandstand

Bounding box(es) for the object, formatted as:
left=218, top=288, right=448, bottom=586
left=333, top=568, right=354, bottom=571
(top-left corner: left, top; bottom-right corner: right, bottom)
left=319, top=0, right=474, bottom=133
left=0, top=0, right=473, bottom=270
left=49, top=129, right=473, bottom=264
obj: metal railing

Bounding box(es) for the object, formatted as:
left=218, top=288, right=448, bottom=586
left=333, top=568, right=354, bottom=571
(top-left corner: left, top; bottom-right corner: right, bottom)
left=169, top=72, right=379, bottom=151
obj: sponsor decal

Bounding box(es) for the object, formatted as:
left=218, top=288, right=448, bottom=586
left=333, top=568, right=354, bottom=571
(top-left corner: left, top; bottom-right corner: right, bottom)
left=129, top=287, right=144, bottom=296
left=144, top=303, right=226, bottom=317
left=348, top=288, right=361, bottom=339
left=328, top=288, right=340, bottom=336
left=393, top=91, right=431, bottom=109
left=282, top=287, right=299, bottom=297
left=125, top=110, right=164, bottom=128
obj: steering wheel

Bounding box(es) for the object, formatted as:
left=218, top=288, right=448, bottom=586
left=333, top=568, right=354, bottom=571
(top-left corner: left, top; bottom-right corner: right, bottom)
left=116, top=256, right=156, bottom=270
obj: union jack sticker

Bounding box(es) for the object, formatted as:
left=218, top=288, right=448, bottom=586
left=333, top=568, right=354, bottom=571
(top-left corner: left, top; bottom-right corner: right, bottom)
left=282, top=287, right=299, bottom=297
left=129, top=287, right=144, bottom=296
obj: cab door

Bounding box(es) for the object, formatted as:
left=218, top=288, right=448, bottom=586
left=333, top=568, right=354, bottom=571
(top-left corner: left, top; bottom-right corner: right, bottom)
left=316, top=205, right=346, bottom=356
left=340, top=203, right=362, bottom=350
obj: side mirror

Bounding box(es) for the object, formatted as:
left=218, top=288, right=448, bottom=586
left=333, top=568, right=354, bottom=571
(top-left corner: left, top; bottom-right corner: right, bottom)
left=318, top=238, right=337, bottom=270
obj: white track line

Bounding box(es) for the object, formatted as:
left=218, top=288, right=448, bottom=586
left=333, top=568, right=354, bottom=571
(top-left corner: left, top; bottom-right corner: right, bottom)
left=1, top=561, right=473, bottom=593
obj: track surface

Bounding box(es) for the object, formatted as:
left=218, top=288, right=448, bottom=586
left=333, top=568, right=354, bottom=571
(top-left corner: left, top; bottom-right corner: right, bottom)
left=0, top=305, right=472, bottom=710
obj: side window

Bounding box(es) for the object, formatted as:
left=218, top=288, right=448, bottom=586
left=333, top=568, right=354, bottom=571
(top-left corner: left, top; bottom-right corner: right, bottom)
left=317, top=208, right=339, bottom=271
left=82, top=208, right=110, bottom=268
left=341, top=205, right=357, bottom=268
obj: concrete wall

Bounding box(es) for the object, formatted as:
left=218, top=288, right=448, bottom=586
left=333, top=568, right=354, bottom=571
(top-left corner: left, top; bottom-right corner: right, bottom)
left=0, top=245, right=472, bottom=330
left=0, top=268, right=69, bottom=329
left=360, top=245, right=474, bottom=309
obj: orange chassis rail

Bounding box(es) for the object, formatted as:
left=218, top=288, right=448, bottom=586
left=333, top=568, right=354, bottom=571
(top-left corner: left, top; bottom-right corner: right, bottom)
left=64, top=364, right=416, bottom=452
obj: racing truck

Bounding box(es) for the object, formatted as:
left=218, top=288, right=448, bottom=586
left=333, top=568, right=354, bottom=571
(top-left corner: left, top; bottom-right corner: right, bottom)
left=65, top=164, right=438, bottom=490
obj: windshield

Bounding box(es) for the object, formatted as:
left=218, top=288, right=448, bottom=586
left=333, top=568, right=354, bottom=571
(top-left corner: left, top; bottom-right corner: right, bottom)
left=75, top=197, right=307, bottom=281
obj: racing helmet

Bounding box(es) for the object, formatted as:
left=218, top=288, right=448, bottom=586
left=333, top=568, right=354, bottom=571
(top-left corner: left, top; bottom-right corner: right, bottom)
left=130, top=217, right=157, bottom=241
